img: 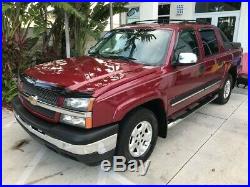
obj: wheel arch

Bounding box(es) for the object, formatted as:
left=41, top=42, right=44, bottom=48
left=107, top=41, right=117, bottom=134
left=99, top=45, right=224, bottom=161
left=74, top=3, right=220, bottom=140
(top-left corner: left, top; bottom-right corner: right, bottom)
left=114, top=97, right=168, bottom=138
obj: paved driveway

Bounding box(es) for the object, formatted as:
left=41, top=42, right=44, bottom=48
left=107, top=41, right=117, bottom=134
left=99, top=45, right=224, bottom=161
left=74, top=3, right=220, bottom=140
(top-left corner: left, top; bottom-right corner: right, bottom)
left=2, top=89, right=248, bottom=184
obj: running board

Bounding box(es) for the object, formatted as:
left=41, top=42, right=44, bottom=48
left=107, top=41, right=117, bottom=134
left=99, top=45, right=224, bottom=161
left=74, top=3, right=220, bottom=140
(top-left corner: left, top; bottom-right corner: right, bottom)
left=168, top=94, right=218, bottom=129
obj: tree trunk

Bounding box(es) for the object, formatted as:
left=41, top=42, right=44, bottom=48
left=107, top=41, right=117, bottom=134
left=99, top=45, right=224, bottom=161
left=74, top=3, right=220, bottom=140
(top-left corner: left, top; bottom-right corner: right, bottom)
left=64, top=12, right=70, bottom=58
left=110, top=3, right=113, bottom=30
left=42, top=6, right=48, bottom=56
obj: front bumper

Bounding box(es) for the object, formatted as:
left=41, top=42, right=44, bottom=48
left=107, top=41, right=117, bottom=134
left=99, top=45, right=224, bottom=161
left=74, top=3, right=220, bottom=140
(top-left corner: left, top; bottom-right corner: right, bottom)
left=13, top=96, right=118, bottom=164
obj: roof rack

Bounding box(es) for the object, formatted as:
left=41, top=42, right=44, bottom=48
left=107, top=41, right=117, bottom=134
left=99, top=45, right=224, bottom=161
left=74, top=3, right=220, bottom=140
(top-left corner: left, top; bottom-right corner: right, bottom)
left=130, top=19, right=161, bottom=24
left=129, top=19, right=210, bottom=25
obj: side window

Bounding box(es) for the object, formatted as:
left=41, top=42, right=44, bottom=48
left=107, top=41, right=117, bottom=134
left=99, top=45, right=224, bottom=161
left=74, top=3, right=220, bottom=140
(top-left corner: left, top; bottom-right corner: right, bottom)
left=219, top=29, right=232, bottom=50
left=220, top=29, right=230, bottom=43
left=199, top=29, right=219, bottom=56
left=174, top=30, right=199, bottom=63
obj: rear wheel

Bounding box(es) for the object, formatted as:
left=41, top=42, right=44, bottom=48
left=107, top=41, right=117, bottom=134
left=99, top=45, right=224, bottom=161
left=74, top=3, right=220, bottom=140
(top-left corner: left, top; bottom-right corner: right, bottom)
left=116, top=108, right=158, bottom=163
left=215, top=74, right=233, bottom=104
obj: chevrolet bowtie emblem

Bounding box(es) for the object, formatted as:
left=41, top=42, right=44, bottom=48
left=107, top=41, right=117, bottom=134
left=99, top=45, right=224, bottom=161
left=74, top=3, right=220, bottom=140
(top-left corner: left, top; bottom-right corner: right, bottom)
left=28, top=95, right=38, bottom=106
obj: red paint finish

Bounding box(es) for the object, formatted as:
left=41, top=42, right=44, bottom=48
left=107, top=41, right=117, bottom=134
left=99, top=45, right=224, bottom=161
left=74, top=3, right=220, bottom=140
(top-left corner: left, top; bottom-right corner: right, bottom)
left=25, top=56, right=156, bottom=97
left=23, top=23, right=242, bottom=128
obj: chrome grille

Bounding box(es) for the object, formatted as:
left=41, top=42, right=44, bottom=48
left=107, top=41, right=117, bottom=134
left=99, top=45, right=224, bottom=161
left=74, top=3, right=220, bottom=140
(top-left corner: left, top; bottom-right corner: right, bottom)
left=22, top=79, right=59, bottom=106
left=23, top=99, right=56, bottom=119
left=19, top=76, right=60, bottom=122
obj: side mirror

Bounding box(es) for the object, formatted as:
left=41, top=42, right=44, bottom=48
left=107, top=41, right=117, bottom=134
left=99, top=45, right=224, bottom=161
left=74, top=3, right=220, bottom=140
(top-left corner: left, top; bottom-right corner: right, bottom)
left=178, top=53, right=198, bottom=65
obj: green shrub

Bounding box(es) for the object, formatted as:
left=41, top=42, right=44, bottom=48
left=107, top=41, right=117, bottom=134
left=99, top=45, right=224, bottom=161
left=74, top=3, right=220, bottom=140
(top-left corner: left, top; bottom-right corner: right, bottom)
left=2, top=74, right=18, bottom=104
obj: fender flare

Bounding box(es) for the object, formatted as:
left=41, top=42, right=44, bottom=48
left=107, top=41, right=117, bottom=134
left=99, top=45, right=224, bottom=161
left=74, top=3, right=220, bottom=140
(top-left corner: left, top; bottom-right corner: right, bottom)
left=112, top=91, right=164, bottom=123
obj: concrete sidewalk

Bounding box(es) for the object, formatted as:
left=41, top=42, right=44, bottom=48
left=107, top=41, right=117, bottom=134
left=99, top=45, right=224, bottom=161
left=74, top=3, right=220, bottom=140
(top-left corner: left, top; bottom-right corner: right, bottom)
left=2, top=88, right=248, bottom=184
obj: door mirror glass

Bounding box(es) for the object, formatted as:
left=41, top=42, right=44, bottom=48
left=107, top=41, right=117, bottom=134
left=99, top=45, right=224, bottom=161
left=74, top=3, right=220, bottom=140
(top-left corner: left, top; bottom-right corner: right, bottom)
left=178, top=53, right=198, bottom=65
left=173, top=29, right=199, bottom=65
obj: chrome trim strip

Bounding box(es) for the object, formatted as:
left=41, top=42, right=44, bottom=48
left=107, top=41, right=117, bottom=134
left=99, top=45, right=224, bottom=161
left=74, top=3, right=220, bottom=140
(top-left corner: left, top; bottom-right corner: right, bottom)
left=171, top=89, right=204, bottom=107
left=20, top=92, right=91, bottom=118
left=14, top=112, right=117, bottom=155
left=171, top=80, right=221, bottom=107
left=168, top=94, right=219, bottom=129
left=204, top=81, right=221, bottom=91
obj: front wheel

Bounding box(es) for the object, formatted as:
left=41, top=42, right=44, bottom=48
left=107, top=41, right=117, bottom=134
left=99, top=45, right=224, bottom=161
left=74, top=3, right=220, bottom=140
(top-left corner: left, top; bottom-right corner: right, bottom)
left=116, top=108, right=158, bottom=163
left=214, top=74, right=233, bottom=104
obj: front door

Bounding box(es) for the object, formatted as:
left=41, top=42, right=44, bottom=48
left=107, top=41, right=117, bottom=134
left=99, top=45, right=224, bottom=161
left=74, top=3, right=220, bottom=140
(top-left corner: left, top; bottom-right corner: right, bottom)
left=195, top=12, right=240, bottom=42
left=167, top=29, right=204, bottom=115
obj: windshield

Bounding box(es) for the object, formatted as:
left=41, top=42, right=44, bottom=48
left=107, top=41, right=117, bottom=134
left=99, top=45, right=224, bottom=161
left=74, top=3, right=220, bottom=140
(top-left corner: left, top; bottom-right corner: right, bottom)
left=89, top=29, right=172, bottom=66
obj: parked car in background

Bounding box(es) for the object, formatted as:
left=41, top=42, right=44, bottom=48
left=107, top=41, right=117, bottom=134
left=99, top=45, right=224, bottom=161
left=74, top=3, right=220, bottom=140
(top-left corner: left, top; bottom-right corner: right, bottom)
left=13, top=20, right=242, bottom=165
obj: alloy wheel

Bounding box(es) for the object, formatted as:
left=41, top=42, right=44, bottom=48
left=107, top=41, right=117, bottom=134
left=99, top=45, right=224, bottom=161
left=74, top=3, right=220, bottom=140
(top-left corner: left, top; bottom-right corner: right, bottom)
left=128, top=121, right=153, bottom=157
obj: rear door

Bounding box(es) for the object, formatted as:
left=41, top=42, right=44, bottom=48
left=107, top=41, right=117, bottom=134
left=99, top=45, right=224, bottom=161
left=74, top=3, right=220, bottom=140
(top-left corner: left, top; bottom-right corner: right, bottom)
left=198, top=28, right=225, bottom=94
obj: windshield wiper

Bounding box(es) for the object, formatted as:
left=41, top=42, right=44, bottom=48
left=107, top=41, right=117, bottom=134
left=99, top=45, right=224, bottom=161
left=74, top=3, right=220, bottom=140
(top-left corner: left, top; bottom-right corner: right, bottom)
left=90, top=51, right=138, bottom=62
left=112, top=56, right=137, bottom=61
left=100, top=54, right=137, bottom=61
left=89, top=52, right=108, bottom=59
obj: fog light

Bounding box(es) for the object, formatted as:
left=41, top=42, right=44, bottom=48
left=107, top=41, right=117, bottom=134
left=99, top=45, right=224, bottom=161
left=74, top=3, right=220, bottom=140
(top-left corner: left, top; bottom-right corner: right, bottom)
left=60, top=114, right=85, bottom=127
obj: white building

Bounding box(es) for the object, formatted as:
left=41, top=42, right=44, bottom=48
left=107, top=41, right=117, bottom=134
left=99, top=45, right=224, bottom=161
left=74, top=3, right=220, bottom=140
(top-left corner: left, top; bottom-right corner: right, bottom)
left=117, top=2, right=248, bottom=53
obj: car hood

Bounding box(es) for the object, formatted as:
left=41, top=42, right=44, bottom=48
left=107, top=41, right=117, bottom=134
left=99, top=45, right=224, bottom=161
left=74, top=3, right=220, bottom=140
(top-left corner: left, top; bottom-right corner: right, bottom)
left=24, top=56, right=157, bottom=97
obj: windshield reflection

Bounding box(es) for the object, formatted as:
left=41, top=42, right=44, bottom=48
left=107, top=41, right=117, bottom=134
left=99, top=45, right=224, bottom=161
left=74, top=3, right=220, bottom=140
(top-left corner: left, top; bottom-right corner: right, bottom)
left=89, top=29, right=172, bottom=66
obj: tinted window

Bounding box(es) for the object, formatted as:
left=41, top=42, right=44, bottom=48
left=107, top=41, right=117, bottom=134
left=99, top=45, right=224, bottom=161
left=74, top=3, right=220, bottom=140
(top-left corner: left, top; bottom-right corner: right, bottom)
left=158, top=4, right=170, bottom=23
left=200, top=30, right=219, bottom=56
left=158, top=16, right=169, bottom=23
left=196, top=18, right=212, bottom=24
left=219, top=29, right=233, bottom=50
left=195, top=3, right=241, bottom=13
left=217, top=16, right=236, bottom=42
left=158, top=4, right=170, bottom=15
left=219, top=29, right=230, bottom=43
left=174, top=30, right=199, bottom=62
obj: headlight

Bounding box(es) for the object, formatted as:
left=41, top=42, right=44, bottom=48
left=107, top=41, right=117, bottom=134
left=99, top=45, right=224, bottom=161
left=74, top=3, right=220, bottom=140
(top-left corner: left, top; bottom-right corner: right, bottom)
left=60, top=114, right=92, bottom=128
left=64, top=98, right=94, bottom=111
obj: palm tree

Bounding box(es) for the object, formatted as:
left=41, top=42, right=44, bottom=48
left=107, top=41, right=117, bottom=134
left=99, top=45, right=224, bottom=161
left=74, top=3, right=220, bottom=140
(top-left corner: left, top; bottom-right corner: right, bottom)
left=39, top=2, right=128, bottom=57
left=2, top=2, right=128, bottom=104
left=68, top=2, right=128, bottom=56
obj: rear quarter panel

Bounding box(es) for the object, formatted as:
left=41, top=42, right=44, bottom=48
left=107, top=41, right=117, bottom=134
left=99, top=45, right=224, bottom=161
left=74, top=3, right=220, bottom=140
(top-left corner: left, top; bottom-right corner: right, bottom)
left=214, top=27, right=242, bottom=87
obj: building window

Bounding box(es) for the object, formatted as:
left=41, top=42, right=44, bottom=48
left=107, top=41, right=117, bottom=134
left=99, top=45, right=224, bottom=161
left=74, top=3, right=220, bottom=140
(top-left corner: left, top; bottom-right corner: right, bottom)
left=196, top=18, right=212, bottom=24
left=217, top=16, right=236, bottom=42
left=195, top=3, right=241, bottom=13
left=158, top=3, right=170, bottom=23
left=127, top=7, right=140, bottom=23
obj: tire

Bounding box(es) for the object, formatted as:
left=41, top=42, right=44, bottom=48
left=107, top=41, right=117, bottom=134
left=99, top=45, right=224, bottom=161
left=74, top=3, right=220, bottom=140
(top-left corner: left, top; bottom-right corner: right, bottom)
left=214, top=74, right=233, bottom=104
left=116, top=108, right=158, bottom=163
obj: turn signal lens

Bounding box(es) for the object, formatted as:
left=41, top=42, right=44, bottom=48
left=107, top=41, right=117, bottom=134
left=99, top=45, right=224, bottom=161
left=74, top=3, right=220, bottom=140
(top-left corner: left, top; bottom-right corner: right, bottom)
left=85, top=117, right=93, bottom=129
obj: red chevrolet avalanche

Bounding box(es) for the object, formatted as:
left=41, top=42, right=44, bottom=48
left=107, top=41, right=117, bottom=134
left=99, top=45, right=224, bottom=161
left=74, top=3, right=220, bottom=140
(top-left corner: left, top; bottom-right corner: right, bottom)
left=13, top=21, right=242, bottom=165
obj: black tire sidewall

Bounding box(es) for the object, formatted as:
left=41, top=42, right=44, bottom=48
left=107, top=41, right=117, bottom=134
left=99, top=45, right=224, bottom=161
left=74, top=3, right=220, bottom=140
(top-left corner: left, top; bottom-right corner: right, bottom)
left=116, top=108, right=158, bottom=162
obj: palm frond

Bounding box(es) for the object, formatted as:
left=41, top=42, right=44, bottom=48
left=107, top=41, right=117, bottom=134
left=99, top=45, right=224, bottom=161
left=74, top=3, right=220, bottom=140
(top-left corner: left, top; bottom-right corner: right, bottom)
left=52, top=3, right=85, bottom=21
